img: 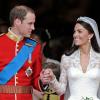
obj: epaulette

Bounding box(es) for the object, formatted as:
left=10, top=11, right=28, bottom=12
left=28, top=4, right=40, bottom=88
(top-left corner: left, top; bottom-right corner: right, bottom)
left=30, top=38, right=37, bottom=43
left=29, top=37, right=38, bottom=43
left=0, top=33, right=6, bottom=36
left=25, top=37, right=37, bottom=47
left=26, top=37, right=37, bottom=43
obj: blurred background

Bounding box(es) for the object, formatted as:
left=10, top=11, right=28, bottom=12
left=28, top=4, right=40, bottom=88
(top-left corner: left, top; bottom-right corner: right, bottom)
left=0, top=0, right=100, bottom=61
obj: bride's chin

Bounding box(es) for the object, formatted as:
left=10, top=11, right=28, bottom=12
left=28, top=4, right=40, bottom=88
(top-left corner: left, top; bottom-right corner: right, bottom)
left=74, top=43, right=80, bottom=46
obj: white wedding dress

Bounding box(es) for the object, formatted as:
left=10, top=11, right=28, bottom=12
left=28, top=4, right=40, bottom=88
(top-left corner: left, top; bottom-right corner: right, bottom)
left=50, top=48, right=100, bottom=100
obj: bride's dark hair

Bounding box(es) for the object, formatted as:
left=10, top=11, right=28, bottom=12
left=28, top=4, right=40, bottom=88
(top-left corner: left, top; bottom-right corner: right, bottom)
left=65, top=20, right=100, bottom=56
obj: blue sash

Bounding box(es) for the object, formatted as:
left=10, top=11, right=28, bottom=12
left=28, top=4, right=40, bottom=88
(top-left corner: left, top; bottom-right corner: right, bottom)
left=0, top=38, right=37, bottom=84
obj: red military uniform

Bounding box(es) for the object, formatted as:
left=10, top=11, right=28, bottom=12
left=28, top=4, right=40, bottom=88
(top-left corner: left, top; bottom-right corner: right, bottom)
left=0, top=32, right=42, bottom=100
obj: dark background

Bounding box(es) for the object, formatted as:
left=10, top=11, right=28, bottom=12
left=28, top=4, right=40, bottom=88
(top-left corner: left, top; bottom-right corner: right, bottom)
left=0, top=0, right=100, bottom=60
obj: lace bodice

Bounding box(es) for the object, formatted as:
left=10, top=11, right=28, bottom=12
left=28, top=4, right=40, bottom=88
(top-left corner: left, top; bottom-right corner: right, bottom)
left=50, top=48, right=100, bottom=100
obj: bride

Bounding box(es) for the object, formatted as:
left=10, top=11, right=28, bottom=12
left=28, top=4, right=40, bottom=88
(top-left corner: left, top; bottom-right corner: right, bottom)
left=40, top=16, right=100, bottom=100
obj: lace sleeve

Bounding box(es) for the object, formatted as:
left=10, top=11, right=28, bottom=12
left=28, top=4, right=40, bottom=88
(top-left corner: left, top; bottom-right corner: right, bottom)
left=97, top=68, right=100, bottom=99
left=49, top=54, right=70, bottom=95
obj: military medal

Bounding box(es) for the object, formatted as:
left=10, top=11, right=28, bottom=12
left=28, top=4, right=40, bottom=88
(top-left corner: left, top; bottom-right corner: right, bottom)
left=25, top=54, right=33, bottom=77
left=25, top=67, right=33, bottom=77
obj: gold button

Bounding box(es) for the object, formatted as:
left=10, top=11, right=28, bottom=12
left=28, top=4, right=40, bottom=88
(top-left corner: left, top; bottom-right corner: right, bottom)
left=16, top=44, right=19, bottom=48
left=16, top=48, right=19, bottom=52
left=16, top=77, right=18, bottom=79
left=16, top=81, right=18, bottom=84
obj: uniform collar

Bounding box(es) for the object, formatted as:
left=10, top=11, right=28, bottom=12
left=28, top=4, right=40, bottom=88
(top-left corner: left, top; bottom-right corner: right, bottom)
left=6, top=27, right=23, bottom=42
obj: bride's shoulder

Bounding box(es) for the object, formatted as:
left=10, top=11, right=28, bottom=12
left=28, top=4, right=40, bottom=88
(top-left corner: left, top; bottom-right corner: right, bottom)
left=61, top=54, right=70, bottom=61
left=93, top=51, right=100, bottom=60
left=60, top=54, right=71, bottom=70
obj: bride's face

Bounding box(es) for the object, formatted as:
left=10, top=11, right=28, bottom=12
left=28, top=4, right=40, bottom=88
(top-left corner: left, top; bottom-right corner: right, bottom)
left=73, top=23, right=93, bottom=47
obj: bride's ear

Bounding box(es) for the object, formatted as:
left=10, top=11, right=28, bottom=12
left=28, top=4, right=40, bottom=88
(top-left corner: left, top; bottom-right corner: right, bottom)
left=89, top=33, right=94, bottom=40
